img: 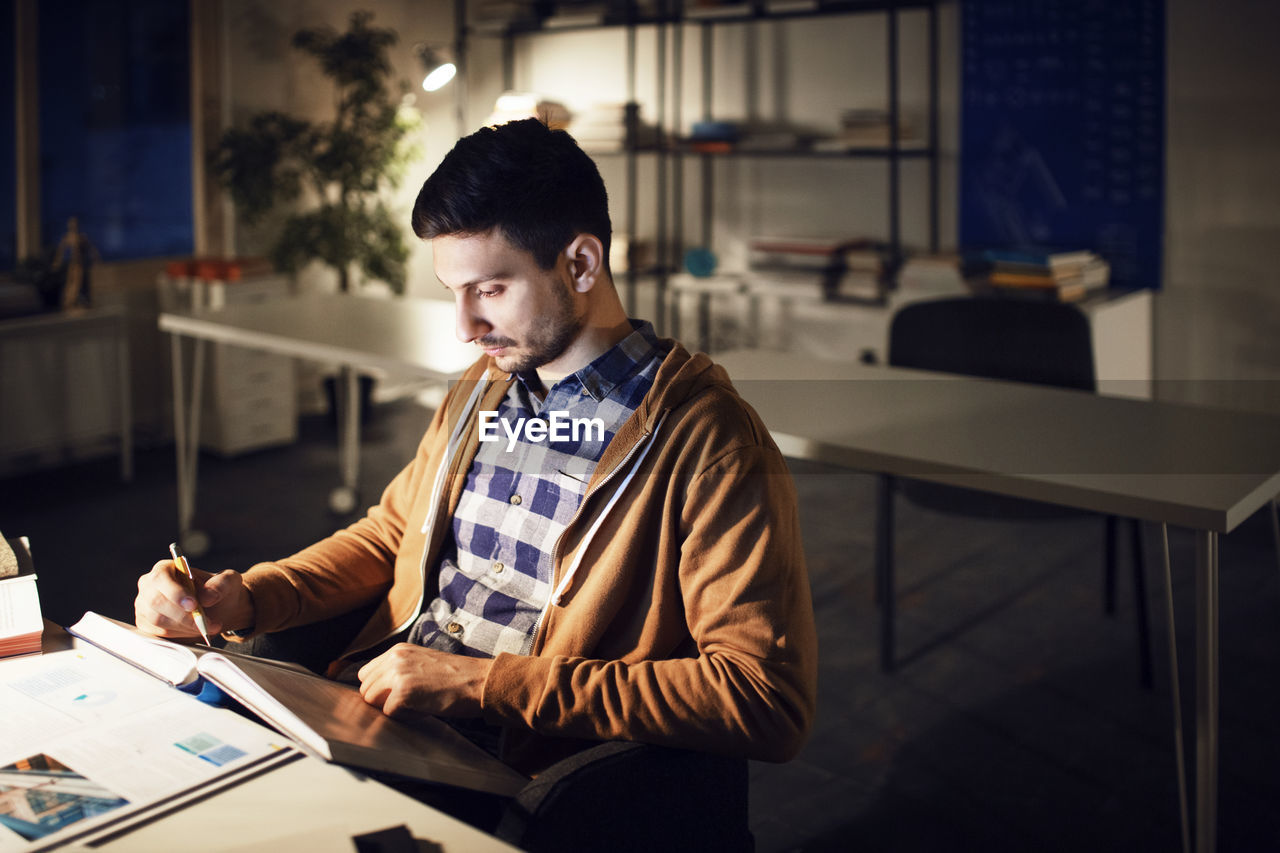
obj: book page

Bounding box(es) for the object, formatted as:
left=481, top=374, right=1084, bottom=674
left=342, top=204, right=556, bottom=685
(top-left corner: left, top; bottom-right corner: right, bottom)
left=0, top=647, right=292, bottom=848
left=68, top=611, right=198, bottom=686
left=0, top=574, right=42, bottom=637
left=196, top=654, right=332, bottom=760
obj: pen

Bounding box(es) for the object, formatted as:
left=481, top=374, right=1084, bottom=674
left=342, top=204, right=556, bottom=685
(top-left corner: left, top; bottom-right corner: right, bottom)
left=169, top=542, right=213, bottom=645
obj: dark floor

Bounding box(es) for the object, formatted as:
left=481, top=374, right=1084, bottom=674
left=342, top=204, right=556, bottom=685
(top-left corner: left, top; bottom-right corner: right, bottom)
left=3, top=398, right=1279, bottom=852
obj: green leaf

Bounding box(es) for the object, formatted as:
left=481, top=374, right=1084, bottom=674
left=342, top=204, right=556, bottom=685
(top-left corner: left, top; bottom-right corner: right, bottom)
left=210, top=11, right=416, bottom=294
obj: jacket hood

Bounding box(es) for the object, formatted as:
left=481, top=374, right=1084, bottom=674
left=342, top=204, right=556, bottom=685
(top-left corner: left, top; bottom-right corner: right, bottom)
left=635, top=339, right=733, bottom=432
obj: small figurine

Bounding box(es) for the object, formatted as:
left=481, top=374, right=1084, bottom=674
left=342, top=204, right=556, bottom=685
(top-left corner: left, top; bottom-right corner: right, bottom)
left=52, top=216, right=100, bottom=309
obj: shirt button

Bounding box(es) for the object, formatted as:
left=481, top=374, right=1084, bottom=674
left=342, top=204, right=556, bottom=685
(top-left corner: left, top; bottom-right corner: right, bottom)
left=509, top=494, right=522, bottom=506
left=446, top=622, right=463, bottom=635
left=492, top=561, right=505, bottom=574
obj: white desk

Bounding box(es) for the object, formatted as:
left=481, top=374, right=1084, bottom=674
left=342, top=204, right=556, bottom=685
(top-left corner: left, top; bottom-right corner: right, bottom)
left=13, top=626, right=517, bottom=853
left=159, top=295, right=476, bottom=555
left=88, top=753, right=518, bottom=853
left=0, top=307, right=132, bottom=481
left=716, top=349, right=1280, bottom=853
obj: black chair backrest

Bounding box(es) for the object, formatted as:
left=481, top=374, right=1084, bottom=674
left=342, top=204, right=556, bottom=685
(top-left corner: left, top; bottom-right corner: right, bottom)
left=888, top=296, right=1096, bottom=392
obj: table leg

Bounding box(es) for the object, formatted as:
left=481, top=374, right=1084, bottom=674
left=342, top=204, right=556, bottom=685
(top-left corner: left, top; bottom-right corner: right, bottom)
left=1160, top=525, right=1191, bottom=853
left=170, top=334, right=210, bottom=556
left=1194, top=530, right=1219, bottom=853
left=876, top=474, right=896, bottom=673
left=1270, top=500, right=1279, bottom=576
left=117, top=321, right=133, bottom=482
left=328, top=365, right=362, bottom=515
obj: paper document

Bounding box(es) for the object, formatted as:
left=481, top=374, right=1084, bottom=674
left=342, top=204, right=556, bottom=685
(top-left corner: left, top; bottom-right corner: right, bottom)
left=0, top=646, right=292, bottom=850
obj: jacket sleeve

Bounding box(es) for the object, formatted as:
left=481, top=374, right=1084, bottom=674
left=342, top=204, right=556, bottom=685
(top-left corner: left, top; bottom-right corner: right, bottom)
left=238, top=382, right=458, bottom=634
left=482, top=432, right=819, bottom=763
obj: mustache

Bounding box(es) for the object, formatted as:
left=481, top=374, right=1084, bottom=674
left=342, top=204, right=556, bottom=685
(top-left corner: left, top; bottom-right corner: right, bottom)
left=478, top=336, right=517, bottom=348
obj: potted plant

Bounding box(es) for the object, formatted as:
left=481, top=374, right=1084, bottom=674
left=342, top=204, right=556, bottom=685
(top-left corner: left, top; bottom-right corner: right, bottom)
left=210, top=10, right=421, bottom=295
left=210, top=10, right=423, bottom=423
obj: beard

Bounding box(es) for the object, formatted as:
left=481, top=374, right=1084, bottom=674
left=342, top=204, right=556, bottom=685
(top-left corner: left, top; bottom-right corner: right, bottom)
left=480, top=278, right=584, bottom=375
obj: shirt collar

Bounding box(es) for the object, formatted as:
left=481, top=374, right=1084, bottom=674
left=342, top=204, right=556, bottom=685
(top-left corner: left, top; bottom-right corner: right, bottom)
left=577, top=320, right=662, bottom=402
left=515, top=320, right=661, bottom=403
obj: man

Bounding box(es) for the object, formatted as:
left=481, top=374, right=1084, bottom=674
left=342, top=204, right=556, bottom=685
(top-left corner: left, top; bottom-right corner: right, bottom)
left=136, top=118, right=817, bottom=775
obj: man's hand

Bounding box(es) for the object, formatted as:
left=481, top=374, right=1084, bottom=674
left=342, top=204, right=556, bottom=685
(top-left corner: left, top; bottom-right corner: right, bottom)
left=135, top=560, right=253, bottom=639
left=357, top=644, right=491, bottom=719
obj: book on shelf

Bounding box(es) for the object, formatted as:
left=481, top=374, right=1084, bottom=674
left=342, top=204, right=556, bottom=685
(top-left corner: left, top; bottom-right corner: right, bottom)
left=812, top=108, right=922, bottom=151
left=748, top=236, right=890, bottom=302
left=748, top=235, right=871, bottom=268
left=0, top=536, right=41, bottom=659
left=541, top=1, right=608, bottom=28
left=67, top=612, right=529, bottom=796
left=980, top=252, right=1111, bottom=302
left=683, top=0, right=752, bottom=18
left=765, top=0, right=819, bottom=12
left=981, top=247, right=1100, bottom=271
left=568, top=102, right=660, bottom=153
left=471, top=0, right=540, bottom=32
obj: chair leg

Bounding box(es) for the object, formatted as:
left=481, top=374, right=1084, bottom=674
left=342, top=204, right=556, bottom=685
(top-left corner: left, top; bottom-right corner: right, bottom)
left=1104, top=515, right=1119, bottom=615
left=1270, top=499, right=1280, bottom=577
left=1130, top=519, right=1154, bottom=689
left=876, top=474, right=896, bottom=673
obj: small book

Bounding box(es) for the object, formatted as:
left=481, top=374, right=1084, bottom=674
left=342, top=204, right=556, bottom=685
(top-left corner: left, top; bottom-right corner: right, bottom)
left=0, top=537, right=42, bottom=658
left=982, top=248, right=1098, bottom=271
left=68, top=612, right=529, bottom=796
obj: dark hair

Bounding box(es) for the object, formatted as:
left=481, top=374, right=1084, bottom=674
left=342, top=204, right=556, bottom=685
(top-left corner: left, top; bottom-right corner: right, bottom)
left=412, top=118, right=612, bottom=271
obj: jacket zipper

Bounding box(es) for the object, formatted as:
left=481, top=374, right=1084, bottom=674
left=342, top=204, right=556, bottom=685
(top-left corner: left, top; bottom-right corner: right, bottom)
left=353, top=373, right=491, bottom=653
left=520, top=410, right=668, bottom=655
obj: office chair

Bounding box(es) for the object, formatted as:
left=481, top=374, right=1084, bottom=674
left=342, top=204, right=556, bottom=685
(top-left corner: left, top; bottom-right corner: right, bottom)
left=881, top=295, right=1153, bottom=687
left=495, top=740, right=753, bottom=852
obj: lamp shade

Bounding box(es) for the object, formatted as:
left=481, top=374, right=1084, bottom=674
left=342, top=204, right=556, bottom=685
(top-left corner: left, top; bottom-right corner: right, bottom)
left=415, top=44, right=456, bottom=92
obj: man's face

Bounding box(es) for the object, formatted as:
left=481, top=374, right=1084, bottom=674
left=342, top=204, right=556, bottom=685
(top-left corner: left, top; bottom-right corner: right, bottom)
left=434, top=230, right=584, bottom=376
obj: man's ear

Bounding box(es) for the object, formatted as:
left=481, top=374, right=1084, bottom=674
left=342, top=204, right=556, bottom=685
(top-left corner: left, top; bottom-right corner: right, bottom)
left=564, top=234, right=606, bottom=293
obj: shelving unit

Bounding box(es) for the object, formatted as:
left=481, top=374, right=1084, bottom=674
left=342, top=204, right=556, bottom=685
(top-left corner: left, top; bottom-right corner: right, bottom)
left=458, top=0, right=941, bottom=336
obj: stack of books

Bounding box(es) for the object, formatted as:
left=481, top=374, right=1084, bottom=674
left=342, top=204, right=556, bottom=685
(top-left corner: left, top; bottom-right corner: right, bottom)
left=0, top=535, right=42, bottom=659
left=468, top=0, right=539, bottom=33
left=977, top=248, right=1111, bottom=302
left=540, top=0, right=608, bottom=28
left=812, top=108, right=921, bottom=152
left=568, top=102, right=658, bottom=153
left=747, top=236, right=888, bottom=304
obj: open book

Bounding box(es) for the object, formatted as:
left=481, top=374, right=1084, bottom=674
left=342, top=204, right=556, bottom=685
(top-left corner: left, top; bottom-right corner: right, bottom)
left=68, top=612, right=528, bottom=797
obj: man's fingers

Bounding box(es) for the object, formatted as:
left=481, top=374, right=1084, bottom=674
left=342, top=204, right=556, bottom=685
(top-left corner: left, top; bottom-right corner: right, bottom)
left=357, top=669, right=390, bottom=710
left=199, top=570, right=235, bottom=606
left=135, top=560, right=203, bottom=637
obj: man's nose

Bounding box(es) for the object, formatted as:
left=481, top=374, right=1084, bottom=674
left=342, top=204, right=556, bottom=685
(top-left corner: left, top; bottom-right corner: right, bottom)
left=455, top=304, right=490, bottom=343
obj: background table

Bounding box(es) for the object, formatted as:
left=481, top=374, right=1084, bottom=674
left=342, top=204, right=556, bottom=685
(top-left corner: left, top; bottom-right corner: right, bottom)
left=159, top=294, right=476, bottom=555
left=715, top=349, right=1280, bottom=853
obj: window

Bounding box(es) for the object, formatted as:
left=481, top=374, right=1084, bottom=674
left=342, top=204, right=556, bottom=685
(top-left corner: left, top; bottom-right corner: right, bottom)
left=0, top=0, right=15, bottom=271
left=38, top=0, right=191, bottom=261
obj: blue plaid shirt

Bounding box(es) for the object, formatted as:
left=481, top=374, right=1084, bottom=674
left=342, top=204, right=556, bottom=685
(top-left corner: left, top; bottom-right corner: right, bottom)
left=408, top=321, right=665, bottom=657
